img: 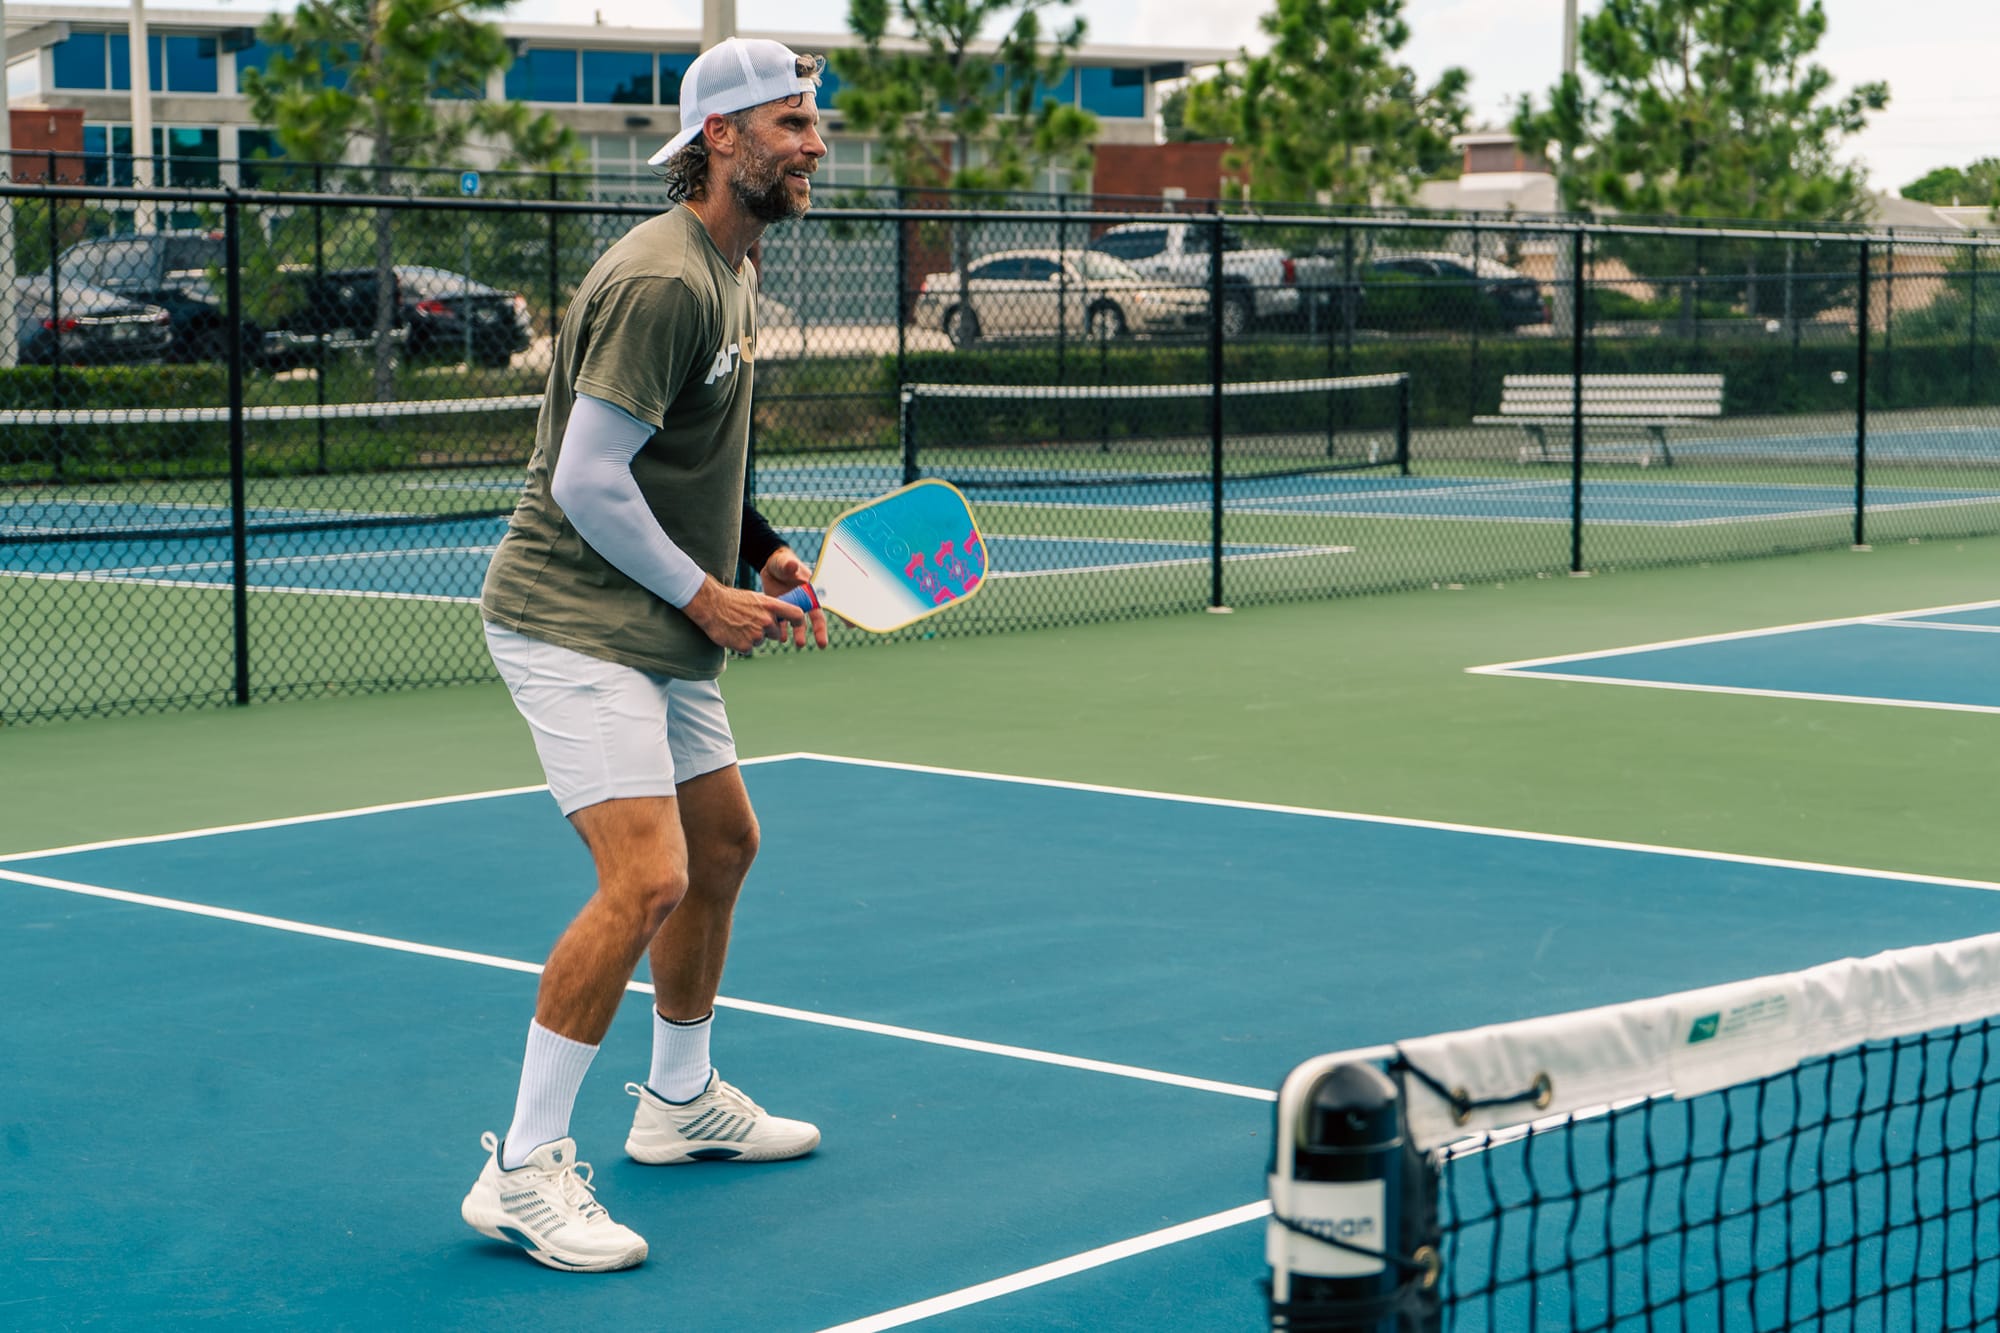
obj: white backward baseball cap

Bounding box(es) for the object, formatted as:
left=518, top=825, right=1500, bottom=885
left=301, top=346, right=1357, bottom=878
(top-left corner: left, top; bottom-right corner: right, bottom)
left=648, top=37, right=818, bottom=167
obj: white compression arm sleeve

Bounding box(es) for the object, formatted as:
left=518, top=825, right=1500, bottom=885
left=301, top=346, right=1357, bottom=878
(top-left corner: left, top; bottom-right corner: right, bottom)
left=549, top=393, right=708, bottom=609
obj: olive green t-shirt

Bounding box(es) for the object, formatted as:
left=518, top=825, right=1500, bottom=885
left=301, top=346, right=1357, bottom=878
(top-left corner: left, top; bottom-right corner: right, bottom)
left=481, top=206, right=757, bottom=679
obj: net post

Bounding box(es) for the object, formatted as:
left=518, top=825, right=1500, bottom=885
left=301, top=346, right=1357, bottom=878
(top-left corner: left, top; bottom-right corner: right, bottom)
left=1268, top=1058, right=1439, bottom=1331
left=225, top=192, right=251, bottom=707
left=899, top=386, right=918, bottom=486
left=1394, top=374, right=1411, bottom=476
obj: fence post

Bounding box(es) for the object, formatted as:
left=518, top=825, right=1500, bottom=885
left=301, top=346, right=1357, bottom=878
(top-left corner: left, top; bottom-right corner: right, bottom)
left=225, top=193, right=252, bottom=706
left=1854, top=239, right=1870, bottom=550
left=46, top=188, right=66, bottom=481
left=894, top=209, right=907, bottom=409
left=313, top=163, right=327, bottom=473
left=1569, top=225, right=1586, bottom=574
left=1209, top=211, right=1227, bottom=611
left=1968, top=245, right=1980, bottom=405
left=547, top=171, right=561, bottom=334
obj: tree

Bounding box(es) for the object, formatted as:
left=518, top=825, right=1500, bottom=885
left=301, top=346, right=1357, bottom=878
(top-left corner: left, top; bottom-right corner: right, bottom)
left=1512, top=0, right=1886, bottom=327
left=834, top=0, right=1098, bottom=198
left=243, top=0, right=582, bottom=399
left=1901, top=159, right=2000, bottom=210
left=1179, top=0, right=1470, bottom=209
left=1157, top=83, right=1223, bottom=145
left=833, top=0, right=1100, bottom=343
left=1514, top=0, right=1885, bottom=223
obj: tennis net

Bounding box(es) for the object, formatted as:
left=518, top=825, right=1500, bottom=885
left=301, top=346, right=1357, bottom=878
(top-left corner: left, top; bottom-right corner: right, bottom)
left=898, top=374, right=1411, bottom=492
left=1268, top=933, right=2000, bottom=1331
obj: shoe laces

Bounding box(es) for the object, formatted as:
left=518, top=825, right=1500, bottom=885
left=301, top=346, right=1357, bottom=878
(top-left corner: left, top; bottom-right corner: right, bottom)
left=705, top=1077, right=766, bottom=1117
left=480, top=1130, right=609, bottom=1224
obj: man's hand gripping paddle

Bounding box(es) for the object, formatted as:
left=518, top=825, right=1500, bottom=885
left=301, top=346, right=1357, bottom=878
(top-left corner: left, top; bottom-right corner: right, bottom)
left=777, top=480, right=988, bottom=632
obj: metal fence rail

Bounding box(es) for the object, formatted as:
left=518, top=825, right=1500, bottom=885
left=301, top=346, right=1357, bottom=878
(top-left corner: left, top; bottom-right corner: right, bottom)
left=3, top=181, right=1997, bottom=723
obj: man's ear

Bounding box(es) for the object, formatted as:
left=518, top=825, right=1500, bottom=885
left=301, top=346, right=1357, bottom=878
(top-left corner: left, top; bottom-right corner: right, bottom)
left=702, top=113, right=737, bottom=157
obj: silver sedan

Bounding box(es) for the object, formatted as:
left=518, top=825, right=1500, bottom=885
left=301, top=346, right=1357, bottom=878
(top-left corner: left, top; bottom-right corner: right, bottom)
left=912, top=248, right=1209, bottom=346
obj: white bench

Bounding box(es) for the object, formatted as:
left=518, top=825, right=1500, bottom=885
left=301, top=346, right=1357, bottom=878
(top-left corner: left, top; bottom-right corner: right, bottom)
left=1474, top=374, right=1725, bottom=467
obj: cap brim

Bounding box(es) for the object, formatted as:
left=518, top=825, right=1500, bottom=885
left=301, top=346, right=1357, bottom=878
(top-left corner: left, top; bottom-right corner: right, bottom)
left=647, top=124, right=702, bottom=168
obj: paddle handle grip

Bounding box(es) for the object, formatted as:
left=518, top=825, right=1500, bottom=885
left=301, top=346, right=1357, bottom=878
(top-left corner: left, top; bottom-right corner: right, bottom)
left=778, top=585, right=819, bottom=614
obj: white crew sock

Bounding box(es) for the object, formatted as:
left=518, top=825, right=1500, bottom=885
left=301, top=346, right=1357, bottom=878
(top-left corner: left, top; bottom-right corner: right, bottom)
left=501, top=1019, right=598, bottom=1169
left=649, top=1008, right=714, bottom=1103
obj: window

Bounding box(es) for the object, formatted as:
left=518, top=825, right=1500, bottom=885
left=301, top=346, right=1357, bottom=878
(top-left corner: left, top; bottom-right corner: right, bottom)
left=78, top=34, right=219, bottom=92
left=52, top=33, right=109, bottom=89
left=505, top=48, right=577, bottom=103
left=1032, top=69, right=1075, bottom=109
left=1078, top=66, right=1145, bottom=119
left=163, top=127, right=221, bottom=187
left=235, top=39, right=273, bottom=89
left=238, top=128, right=286, bottom=186
left=659, top=52, right=696, bottom=105
left=968, top=257, right=1027, bottom=282
left=161, top=36, right=219, bottom=93
left=1014, top=258, right=1062, bottom=282
left=1093, top=230, right=1166, bottom=261
left=582, top=50, right=652, bottom=104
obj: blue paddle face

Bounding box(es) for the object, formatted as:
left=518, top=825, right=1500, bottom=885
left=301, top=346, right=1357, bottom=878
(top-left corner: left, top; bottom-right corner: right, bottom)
left=789, top=481, right=987, bottom=632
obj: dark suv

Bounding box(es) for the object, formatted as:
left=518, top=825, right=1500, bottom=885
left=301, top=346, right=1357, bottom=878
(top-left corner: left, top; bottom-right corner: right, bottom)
left=1354, top=253, right=1550, bottom=330
left=54, top=231, right=264, bottom=363
left=266, top=265, right=533, bottom=368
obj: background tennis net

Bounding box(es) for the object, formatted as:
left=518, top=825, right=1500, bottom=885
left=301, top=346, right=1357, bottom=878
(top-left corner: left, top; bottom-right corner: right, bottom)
left=1269, top=934, right=2000, bottom=1330
left=897, top=374, right=1412, bottom=491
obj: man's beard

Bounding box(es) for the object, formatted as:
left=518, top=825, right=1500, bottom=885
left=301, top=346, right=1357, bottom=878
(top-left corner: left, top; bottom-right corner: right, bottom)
left=730, top=148, right=810, bottom=222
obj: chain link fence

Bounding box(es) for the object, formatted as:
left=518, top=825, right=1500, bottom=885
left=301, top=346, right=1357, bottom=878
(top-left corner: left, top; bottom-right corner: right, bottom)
left=4, top=180, right=1998, bottom=723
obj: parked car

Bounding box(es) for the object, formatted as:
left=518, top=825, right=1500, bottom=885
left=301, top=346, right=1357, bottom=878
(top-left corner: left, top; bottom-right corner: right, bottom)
left=54, top=230, right=264, bottom=363
left=1297, top=251, right=1550, bottom=332
left=264, top=265, right=533, bottom=368
left=912, top=248, right=1210, bottom=345
left=400, top=267, right=534, bottom=366
left=9, top=275, right=173, bottom=365
left=1085, top=222, right=1301, bottom=336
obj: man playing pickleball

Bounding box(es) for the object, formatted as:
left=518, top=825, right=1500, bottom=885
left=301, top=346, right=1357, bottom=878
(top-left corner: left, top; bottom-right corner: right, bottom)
left=461, top=37, right=832, bottom=1272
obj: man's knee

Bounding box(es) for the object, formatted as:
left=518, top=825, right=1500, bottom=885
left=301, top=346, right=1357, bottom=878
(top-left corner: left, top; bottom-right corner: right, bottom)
left=691, top=812, right=760, bottom=891
left=605, top=862, right=690, bottom=933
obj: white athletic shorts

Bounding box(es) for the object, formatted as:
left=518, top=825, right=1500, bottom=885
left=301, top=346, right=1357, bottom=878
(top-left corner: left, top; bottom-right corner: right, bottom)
left=484, top=622, right=738, bottom=816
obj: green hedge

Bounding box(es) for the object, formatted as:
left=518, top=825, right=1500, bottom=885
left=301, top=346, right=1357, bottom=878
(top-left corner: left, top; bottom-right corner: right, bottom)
left=0, top=364, right=231, bottom=468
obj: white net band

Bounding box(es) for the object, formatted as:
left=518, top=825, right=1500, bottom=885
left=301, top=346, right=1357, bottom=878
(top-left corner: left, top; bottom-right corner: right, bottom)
left=0, top=394, right=543, bottom=427
left=901, top=374, right=1410, bottom=404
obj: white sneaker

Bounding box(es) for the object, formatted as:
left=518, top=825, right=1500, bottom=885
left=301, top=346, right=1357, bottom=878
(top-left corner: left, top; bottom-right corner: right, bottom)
left=460, top=1132, right=648, bottom=1272
left=624, top=1073, right=821, bottom=1165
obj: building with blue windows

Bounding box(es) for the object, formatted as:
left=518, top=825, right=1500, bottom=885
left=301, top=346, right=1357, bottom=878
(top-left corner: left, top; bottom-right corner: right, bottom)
left=3, top=4, right=1226, bottom=195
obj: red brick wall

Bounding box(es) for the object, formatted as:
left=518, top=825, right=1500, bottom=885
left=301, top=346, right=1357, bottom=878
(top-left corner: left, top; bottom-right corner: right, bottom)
left=9, top=107, right=87, bottom=184
left=1091, top=142, right=1240, bottom=210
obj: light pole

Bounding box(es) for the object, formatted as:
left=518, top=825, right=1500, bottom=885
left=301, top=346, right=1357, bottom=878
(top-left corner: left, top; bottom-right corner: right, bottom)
left=129, top=0, right=155, bottom=231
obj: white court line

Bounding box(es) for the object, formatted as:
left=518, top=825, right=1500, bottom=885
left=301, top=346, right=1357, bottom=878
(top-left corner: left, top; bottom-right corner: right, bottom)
left=1463, top=671, right=2000, bottom=717
left=812, top=1201, right=1272, bottom=1333
left=11, top=750, right=2000, bottom=898
left=0, top=863, right=1272, bottom=1102
left=0, top=567, right=483, bottom=603
left=1466, top=597, right=2000, bottom=715
left=1468, top=597, right=2000, bottom=673
left=1873, top=618, right=2000, bottom=634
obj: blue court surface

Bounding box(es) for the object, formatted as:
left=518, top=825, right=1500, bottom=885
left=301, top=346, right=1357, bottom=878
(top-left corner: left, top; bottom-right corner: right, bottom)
left=7, top=755, right=2000, bottom=1329
left=0, top=505, right=1346, bottom=600
left=1472, top=598, right=2000, bottom=714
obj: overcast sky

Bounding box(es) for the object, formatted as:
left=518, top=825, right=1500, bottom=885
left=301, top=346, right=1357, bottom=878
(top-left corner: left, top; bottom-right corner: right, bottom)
left=490, top=0, right=1999, bottom=198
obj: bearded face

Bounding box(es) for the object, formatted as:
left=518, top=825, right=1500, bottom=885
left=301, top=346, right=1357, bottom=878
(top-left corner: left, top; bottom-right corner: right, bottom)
left=729, top=133, right=813, bottom=223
